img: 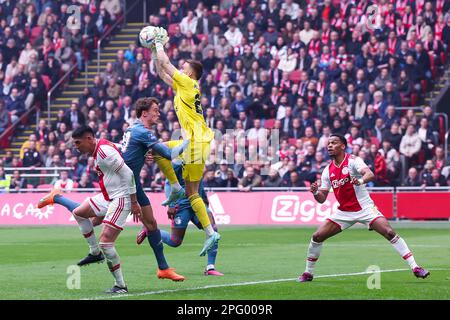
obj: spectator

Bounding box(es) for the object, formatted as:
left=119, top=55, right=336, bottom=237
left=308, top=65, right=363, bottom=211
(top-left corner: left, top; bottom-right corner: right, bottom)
left=432, top=146, right=446, bottom=171
left=426, top=168, right=448, bottom=187
left=224, top=22, right=243, bottom=47
left=9, top=169, right=27, bottom=192
left=22, top=140, right=41, bottom=167
left=404, top=167, right=422, bottom=187
left=238, top=167, right=262, bottom=192
left=400, top=124, right=422, bottom=168
left=383, top=123, right=402, bottom=151
left=63, top=102, right=85, bottom=130
left=285, top=171, right=306, bottom=188
left=5, top=87, right=25, bottom=123
left=368, top=143, right=389, bottom=186
left=263, top=168, right=283, bottom=187
left=221, top=168, right=239, bottom=188
left=78, top=172, right=94, bottom=189
left=417, top=117, right=436, bottom=160
left=54, top=38, right=73, bottom=72
left=54, top=170, right=74, bottom=191
left=0, top=166, right=11, bottom=193
left=180, top=10, right=198, bottom=35
left=203, top=169, right=222, bottom=188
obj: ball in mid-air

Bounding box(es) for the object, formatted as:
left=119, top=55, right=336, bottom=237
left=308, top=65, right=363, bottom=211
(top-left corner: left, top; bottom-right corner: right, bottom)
left=139, top=26, right=168, bottom=48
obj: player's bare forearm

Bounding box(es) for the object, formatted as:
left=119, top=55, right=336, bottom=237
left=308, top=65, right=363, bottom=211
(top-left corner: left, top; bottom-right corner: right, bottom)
left=155, top=47, right=177, bottom=78
left=129, top=192, right=142, bottom=222
left=357, top=168, right=375, bottom=184
left=153, top=56, right=173, bottom=86
left=310, top=181, right=328, bottom=203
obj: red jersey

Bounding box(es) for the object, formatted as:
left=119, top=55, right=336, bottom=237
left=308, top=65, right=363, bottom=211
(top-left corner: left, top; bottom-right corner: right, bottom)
left=93, top=139, right=134, bottom=201
left=320, top=154, right=374, bottom=212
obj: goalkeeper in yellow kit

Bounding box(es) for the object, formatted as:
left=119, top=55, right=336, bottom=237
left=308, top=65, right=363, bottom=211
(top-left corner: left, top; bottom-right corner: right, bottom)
left=151, top=27, right=220, bottom=256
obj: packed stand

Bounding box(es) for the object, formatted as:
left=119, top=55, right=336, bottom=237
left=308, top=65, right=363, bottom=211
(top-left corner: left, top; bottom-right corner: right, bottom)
left=0, top=0, right=120, bottom=144
left=1, top=0, right=450, bottom=193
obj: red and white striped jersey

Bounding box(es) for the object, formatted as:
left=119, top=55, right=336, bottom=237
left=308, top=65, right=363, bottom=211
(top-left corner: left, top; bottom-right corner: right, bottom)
left=94, top=139, right=135, bottom=201
left=320, top=153, right=374, bottom=212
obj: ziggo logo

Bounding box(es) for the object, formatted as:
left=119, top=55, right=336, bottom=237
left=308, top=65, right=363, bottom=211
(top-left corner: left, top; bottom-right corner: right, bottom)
left=271, top=195, right=339, bottom=222
left=331, top=177, right=350, bottom=188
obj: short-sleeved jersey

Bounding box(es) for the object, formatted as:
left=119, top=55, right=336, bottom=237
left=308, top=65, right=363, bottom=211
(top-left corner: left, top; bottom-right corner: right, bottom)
left=121, top=120, right=158, bottom=175
left=172, top=70, right=214, bottom=143
left=320, top=153, right=374, bottom=212
left=164, top=162, right=208, bottom=212
left=94, top=139, right=132, bottom=201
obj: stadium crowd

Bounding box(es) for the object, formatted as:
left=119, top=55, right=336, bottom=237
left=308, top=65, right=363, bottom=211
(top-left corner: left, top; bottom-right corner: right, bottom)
left=1, top=0, right=450, bottom=193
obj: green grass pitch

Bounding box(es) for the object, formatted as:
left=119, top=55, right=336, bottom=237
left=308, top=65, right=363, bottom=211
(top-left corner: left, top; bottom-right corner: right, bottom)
left=0, top=223, right=449, bottom=300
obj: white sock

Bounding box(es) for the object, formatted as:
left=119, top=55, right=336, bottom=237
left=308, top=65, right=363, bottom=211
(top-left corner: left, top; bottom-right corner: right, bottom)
left=305, top=239, right=323, bottom=274
left=390, top=235, right=419, bottom=269
left=171, top=182, right=182, bottom=192
left=100, top=242, right=126, bottom=287
left=73, top=214, right=100, bottom=255
left=205, top=225, right=215, bottom=237
left=206, top=264, right=215, bottom=271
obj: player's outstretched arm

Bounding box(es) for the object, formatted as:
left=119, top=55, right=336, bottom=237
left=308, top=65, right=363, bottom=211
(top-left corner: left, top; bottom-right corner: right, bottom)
left=151, top=140, right=190, bottom=160
left=152, top=48, right=173, bottom=87
left=154, top=30, right=178, bottom=79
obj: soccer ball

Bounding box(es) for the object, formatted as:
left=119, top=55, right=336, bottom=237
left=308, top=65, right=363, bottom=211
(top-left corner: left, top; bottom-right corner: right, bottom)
left=139, top=26, right=157, bottom=48
left=139, top=26, right=168, bottom=48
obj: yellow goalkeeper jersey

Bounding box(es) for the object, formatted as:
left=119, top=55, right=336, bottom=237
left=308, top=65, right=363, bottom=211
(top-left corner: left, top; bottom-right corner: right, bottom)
left=172, top=70, right=214, bottom=143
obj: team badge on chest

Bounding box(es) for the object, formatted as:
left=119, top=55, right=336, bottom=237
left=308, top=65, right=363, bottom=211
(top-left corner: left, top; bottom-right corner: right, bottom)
left=342, top=166, right=349, bottom=175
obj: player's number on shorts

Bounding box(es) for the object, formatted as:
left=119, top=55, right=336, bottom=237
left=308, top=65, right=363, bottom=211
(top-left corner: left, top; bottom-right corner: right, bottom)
left=194, top=93, right=202, bottom=115
left=121, top=131, right=131, bottom=153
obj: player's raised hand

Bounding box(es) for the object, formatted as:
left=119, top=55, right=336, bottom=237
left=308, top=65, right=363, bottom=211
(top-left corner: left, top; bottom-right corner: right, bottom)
left=131, top=201, right=142, bottom=223
left=310, top=181, right=319, bottom=194
left=167, top=205, right=179, bottom=220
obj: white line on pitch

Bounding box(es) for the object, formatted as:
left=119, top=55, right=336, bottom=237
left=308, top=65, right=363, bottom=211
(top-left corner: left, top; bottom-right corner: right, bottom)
left=83, top=268, right=450, bottom=300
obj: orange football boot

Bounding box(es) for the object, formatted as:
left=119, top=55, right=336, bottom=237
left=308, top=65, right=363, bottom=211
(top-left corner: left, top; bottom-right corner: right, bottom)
left=157, top=268, right=185, bottom=281
left=37, top=188, right=62, bottom=209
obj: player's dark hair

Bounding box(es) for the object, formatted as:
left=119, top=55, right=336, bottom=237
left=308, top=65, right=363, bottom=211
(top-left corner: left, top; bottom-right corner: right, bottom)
left=72, top=126, right=95, bottom=139
left=135, top=97, right=159, bottom=118
left=330, top=134, right=348, bottom=147
left=186, top=59, right=203, bottom=80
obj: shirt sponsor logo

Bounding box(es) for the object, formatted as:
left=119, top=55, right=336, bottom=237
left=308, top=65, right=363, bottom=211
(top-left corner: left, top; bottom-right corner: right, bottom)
left=332, top=177, right=350, bottom=188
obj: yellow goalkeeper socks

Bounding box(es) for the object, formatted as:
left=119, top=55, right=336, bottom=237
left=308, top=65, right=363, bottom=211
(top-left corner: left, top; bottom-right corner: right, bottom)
left=153, top=153, right=180, bottom=186
left=189, top=193, right=213, bottom=233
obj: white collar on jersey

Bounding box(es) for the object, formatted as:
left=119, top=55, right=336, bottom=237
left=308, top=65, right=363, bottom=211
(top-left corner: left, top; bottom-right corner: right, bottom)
left=333, top=153, right=348, bottom=168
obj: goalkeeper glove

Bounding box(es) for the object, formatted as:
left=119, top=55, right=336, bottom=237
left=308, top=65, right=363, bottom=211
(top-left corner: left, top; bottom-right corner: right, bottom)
left=154, top=27, right=169, bottom=50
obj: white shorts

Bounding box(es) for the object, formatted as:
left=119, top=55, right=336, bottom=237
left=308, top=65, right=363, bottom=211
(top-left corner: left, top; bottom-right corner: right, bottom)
left=327, top=206, right=385, bottom=231
left=88, top=193, right=109, bottom=217
left=88, top=193, right=130, bottom=231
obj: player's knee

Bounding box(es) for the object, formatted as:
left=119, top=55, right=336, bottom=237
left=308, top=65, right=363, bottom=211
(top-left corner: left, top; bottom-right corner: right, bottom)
left=386, top=228, right=397, bottom=240
left=312, top=232, right=325, bottom=243
left=170, top=236, right=183, bottom=247
left=72, top=206, right=82, bottom=217
left=99, top=242, right=115, bottom=255
left=143, top=217, right=157, bottom=231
